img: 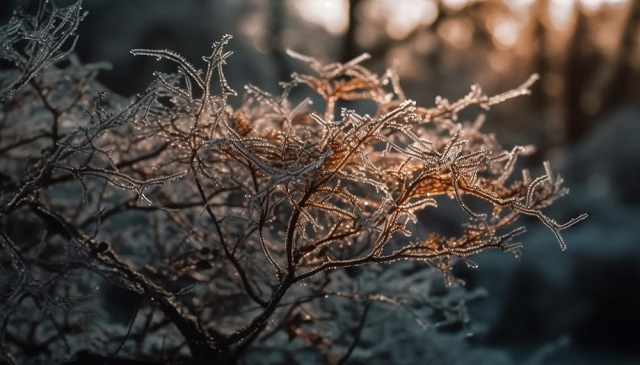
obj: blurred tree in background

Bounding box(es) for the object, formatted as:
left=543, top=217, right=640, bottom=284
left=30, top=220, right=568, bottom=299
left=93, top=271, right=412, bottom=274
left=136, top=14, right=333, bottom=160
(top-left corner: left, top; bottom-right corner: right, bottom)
left=21, top=0, right=632, bottom=155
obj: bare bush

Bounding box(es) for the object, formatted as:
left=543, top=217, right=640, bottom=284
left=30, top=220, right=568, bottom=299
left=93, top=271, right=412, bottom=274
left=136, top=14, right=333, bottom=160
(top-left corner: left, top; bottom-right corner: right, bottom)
left=0, top=1, right=586, bottom=364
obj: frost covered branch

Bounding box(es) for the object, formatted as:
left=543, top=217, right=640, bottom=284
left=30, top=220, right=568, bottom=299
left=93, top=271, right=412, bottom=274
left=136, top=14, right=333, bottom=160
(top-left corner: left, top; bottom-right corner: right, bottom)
left=0, top=1, right=586, bottom=363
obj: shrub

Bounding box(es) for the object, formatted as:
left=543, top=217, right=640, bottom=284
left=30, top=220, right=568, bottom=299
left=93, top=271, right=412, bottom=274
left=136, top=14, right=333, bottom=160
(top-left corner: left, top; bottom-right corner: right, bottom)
left=0, top=1, right=586, bottom=364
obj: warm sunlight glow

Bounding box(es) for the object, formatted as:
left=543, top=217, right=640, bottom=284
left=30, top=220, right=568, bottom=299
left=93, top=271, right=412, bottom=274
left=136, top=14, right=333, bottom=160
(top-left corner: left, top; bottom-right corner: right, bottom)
left=487, top=15, right=520, bottom=49
left=546, top=0, right=628, bottom=28
left=442, top=0, right=469, bottom=11
left=290, top=0, right=349, bottom=36
left=290, top=0, right=628, bottom=46
left=384, top=0, right=438, bottom=39
left=580, top=0, right=628, bottom=11
left=548, top=0, right=575, bottom=28
left=507, top=0, right=628, bottom=28
left=361, top=0, right=439, bottom=40
left=438, top=18, right=473, bottom=49
left=505, top=0, right=536, bottom=13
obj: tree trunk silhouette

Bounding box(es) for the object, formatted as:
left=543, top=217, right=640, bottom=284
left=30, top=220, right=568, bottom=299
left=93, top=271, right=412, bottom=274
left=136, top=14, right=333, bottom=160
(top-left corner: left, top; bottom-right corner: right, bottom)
left=563, top=7, right=595, bottom=143
left=341, top=0, right=363, bottom=62
left=527, top=0, right=552, bottom=110
left=269, top=0, right=292, bottom=84
left=599, top=0, right=640, bottom=113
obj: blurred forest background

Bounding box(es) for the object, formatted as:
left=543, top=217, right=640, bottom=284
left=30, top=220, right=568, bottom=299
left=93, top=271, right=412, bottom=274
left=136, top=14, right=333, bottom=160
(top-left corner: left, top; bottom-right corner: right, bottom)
left=2, top=0, right=639, bottom=364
